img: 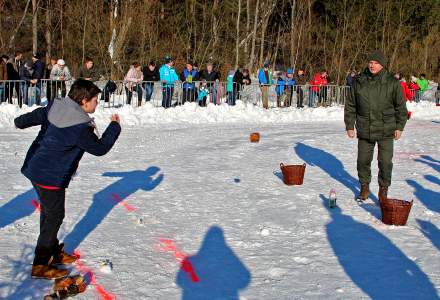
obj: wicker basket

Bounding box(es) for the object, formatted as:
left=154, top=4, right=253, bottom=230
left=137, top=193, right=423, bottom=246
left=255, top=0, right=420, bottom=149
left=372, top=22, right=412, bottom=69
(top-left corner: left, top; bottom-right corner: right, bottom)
left=380, top=198, right=413, bottom=226
left=250, top=132, right=260, bottom=143
left=280, top=163, right=306, bottom=185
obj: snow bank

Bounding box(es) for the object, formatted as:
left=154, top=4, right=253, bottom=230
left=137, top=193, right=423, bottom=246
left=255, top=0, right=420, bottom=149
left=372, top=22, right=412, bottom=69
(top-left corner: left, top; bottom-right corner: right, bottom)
left=1, top=99, right=439, bottom=128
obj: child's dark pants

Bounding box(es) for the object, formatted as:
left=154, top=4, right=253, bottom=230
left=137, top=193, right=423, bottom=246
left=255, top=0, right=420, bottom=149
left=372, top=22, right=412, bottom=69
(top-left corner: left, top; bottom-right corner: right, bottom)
left=32, top=183, right=65, bottom=265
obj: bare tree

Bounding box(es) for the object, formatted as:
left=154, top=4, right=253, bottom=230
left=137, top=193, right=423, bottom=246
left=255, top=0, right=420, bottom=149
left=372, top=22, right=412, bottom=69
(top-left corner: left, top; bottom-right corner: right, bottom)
left=32, top=0, right=38, bottom=53
left=235, top=0, right=242, bottom=68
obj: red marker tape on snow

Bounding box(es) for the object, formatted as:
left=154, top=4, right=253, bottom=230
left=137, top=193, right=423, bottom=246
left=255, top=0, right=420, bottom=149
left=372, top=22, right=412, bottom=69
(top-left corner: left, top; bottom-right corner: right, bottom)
left=73, top=251, right=115, bottom=300
left=31, top=199, right=41, bottom=212
left=157, top=239, right=199, bottom=283
left=111, top=193, right=136, bottom=212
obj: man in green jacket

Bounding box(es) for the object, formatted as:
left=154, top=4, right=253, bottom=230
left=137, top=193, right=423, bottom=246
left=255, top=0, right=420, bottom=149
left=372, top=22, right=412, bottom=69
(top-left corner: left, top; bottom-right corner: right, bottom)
left=416, top=74, right=429, bottom=102
left=77, top=57, right=100, bottom=82
left=344, top=50, right=408, bottom=201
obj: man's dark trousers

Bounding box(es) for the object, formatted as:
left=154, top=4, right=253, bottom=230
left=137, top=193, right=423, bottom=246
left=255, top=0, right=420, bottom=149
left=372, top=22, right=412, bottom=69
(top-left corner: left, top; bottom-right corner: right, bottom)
left=357, top=138, right=393, bottom=187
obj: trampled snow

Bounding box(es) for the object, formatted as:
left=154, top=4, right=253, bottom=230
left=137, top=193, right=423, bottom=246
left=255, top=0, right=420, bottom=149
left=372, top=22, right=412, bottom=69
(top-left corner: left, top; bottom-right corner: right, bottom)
left=0, top=102, right=439, bottom=299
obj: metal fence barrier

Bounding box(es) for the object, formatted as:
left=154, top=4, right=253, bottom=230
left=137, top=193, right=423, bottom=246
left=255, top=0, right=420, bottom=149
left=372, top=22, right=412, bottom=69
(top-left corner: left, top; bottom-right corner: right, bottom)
left=96, top=81, right=352, bottom=109
left=1, top=79, right=354, bottom=108
left=0, top=80, right=26, bottom=107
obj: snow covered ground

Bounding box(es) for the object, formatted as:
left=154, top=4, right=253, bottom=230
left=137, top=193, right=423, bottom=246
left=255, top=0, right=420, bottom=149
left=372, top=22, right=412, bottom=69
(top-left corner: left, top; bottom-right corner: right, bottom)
left=0, top=101, right=439, bottom=299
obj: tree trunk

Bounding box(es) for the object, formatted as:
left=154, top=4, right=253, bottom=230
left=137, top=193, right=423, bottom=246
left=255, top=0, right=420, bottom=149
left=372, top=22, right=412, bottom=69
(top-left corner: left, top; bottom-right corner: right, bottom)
left=210, top=0, right=219, bottom=60
left=235, top=0, right=241, bottom=68
left=45, top=0, right=51, bottom=62
left=81, top=0, right=89, bottom=63
left=249, top=0, right=259, bottom=71
left=336, top=0, right=348, bottom=85
left=32, top=0, right=38, bottom=53
left=258, top=18, right=268, bottom=67
left=60, top=0, right=64, bottom=57
left=272, top=25, right=282, bottom=70
left=290, top=0, right=296, bottom=67
left=8, top=0, right=32, bottom=51
left=108, top=0, right=133, bottom=79
left=244, top=0, right=250, bottom=57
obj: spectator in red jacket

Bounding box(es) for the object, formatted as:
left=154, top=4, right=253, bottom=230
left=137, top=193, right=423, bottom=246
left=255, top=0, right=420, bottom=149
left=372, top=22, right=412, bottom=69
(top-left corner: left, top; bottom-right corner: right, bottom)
left=395, top=73, right=411, bottom=101
left=309, top=70, right=328, bottom=107
left=408, top=76, right=419, bottom=102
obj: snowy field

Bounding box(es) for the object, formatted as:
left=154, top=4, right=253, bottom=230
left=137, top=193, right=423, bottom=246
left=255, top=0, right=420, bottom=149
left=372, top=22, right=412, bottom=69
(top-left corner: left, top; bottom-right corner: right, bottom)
left=0, top=101, right=439, bottom=299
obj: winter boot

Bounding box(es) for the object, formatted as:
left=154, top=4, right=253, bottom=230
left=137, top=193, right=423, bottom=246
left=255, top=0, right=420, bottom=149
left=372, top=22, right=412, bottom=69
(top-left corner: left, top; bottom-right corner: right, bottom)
left=31, top=264, right=69, bottom=279
left=358, top=183, right=370, bottom=201
left=51, top=243, right=78, bottom=265
left=138, top=99, right=142, bottom=107
left=378, top=186, right=388, bottom=202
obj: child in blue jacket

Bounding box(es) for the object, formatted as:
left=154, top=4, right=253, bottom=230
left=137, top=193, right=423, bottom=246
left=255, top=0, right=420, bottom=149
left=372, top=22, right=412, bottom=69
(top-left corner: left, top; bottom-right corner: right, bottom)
left=15, top=79, right=121, bottom=279
left=197, top=80, right=209, bottom=107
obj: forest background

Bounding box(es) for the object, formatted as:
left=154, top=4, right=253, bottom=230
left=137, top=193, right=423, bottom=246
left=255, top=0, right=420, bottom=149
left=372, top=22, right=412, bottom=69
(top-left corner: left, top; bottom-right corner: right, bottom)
left=1, top=0, right=439, bottom=83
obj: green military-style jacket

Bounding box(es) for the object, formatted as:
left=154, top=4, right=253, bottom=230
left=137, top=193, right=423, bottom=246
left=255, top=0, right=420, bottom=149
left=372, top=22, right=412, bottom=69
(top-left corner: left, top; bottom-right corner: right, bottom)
left=344, top=68, right=408, bottom=141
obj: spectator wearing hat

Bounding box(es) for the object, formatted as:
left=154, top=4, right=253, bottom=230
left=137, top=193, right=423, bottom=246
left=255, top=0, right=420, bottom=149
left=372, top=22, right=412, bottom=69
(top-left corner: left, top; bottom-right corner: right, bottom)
left=179, top=61, right=199, bottom=104
left=142, top=61, right=160, bottom=103
left=159, top=55, right=178, bottom=108
left=0, top=55, right=8, bottom=102
left=345, top=50, right=407, bottom=202
left=31, top=53, right=45, bottom=105
left=50, top=59, right=72, bottom=101
left=258, top=62, right=273, bottom=109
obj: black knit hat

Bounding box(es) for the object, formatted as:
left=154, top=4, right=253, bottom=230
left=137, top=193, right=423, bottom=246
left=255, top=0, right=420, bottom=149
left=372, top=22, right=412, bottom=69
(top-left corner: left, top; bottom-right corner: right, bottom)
left=367, top=50, right=387, bottom=67
left=164, top=55, right=173, bottom=64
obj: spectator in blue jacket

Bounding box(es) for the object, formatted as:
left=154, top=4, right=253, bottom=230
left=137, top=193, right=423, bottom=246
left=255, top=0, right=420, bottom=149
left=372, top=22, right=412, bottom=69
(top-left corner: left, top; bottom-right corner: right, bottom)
left=258, top=62, right=273, bottom=109
left=275, top=71, right=287, bottom=107
left=226, top=70, right=236, bottom=105
left=31, top=53, right=45, bottom=105
left=159, top=55, right=178, bottom=108
left=179, top=61, right=199, bottom=104
left=15, top=79, right=121, bottom=279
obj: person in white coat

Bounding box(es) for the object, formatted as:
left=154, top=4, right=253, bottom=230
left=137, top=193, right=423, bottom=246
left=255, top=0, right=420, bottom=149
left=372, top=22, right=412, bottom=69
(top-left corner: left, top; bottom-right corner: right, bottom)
left=49, top=59, right=72, bottom=100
